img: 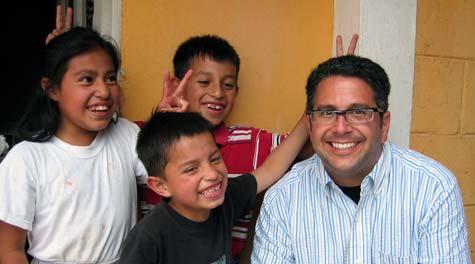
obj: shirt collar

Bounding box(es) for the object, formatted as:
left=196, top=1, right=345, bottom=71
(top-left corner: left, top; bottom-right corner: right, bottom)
left=365, top=141, right=391, bottom=195
left=214, top=122, right=229, bottom=147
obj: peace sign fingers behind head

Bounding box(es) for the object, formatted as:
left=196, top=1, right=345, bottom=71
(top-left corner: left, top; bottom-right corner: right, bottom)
left=45, top=4, right=73, bottom=45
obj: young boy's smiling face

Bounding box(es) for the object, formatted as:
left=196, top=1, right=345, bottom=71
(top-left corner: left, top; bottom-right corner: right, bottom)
left=183, top=57, right=238, bottom=126
left=162, top=132, right=228, bottom=222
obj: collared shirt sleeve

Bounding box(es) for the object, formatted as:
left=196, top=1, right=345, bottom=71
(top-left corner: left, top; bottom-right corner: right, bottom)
left=251, top=191, right=295, bottom=264
left=418, top=183, right=471, bottom=263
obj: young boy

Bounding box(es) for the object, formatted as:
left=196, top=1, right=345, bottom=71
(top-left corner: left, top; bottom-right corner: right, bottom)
left=146, top=35, right=358, bottom=261
left=118, top=111, right=308, bottom=263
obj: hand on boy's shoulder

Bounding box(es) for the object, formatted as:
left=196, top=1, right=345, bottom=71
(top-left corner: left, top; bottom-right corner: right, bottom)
left=156, top=70, right=193, bottom=113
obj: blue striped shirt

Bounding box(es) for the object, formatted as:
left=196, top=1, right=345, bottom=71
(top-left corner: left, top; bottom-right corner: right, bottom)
left=252, top=142, right=470, bottom=263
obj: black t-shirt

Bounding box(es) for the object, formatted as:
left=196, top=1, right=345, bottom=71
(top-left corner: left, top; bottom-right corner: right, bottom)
left=118, top=173, right=257, bottom=264
left=338, top=185, right=361, bottom=204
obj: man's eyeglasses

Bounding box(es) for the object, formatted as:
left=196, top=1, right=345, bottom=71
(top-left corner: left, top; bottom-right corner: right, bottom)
left=307, top=108, right=384, bottom=125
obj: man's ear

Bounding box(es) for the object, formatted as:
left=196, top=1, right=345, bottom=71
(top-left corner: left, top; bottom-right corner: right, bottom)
left=147, top=176, right=171, bottom=198
left=305, top=113, right=312, bottom=132
left=380, top=111, right=391, bottom=143
left=41, top=77, right=59, bottom=101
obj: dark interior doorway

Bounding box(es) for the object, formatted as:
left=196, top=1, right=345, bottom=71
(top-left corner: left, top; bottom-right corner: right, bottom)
left=0, top=0, right=57, bottom=147
left=1, top=1, right=58, bottom=259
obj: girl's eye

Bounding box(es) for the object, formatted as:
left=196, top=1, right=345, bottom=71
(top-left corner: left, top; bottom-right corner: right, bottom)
left=79, top=76, right=93, bottom=83
left=106, top=75, right=118, bottom=84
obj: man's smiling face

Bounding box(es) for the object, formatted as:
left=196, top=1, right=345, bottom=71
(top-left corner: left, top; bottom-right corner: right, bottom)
left=307, top=76, right=390, bottom=186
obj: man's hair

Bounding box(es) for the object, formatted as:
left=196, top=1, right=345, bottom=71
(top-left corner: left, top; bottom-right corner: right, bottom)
left=305, top=55, right=390, bottom=112
left=173, top=35, right=240, bottom=80
left=136, top=112, right=214, bottom=177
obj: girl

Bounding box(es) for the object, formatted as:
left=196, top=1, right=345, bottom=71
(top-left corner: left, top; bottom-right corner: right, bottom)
left=0, top=27, right=147, bottom=263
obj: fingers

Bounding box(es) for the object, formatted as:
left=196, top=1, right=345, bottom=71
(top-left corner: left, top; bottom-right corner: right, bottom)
left=45, top=34, right=55, bottom=45
left=335, top=34, right=359, bottom=57
left=47, top=4, right=73, bottom=45
left=65, top=7, right=73, bottom=31
left=335, top=35, right=344, bottom=57
left=162, top=71, right=174, bottom=97
left=157, top=69, right=192, bottom=113
left=55, top=4, right=64, bottom=30
left=178, top=98, right=189, bottom=112
left=346, top=34, right=359, bottom=55
left=157, top=98, right=188, bottom=113
left=45, top=29, right=62, bottom=45
left=174, top=69, right=193, bottom=97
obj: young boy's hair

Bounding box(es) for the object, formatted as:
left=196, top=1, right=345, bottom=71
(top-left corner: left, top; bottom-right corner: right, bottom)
left=173, top=35, right=241, bottom=80
left=136, top=111, right=214, bottom=178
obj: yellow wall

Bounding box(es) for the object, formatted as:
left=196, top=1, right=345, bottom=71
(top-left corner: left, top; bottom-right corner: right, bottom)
left=120, top=0, right=333, bottom=133
left=411, top=0, right=475, bottom=261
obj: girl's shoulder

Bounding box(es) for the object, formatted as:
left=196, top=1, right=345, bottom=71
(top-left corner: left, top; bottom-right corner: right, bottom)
left=0, top=140, right=52, bottom=169
left=105, top=118, right=140, bottom=137
left=116, top=117, right=140, bottom=131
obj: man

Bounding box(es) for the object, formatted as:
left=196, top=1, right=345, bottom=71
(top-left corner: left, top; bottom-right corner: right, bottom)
left=252, top=55, right=471, bottom=263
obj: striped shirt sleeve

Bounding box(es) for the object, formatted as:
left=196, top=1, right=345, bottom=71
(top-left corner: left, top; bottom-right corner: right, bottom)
left=251, top=191, right=295, bottom=264
left=418, top=182, right=471, bottom=263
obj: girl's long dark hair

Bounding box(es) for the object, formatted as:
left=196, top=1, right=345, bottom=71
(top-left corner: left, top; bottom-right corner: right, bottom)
left=16, top=27, right=121, bottom=142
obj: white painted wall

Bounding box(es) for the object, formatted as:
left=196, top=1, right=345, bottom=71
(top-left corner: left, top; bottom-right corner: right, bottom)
left=93, top=0, right=122, bottom=46
left=73, top=0, right=122, bottom=46
left=334, top=0, right=417, bottom=147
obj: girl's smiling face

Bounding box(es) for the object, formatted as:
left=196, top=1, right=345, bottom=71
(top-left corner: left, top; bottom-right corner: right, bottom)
left=48, top=49, right=120, bottom=146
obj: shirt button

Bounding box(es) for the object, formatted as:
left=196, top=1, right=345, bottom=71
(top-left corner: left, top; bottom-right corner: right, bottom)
left=355, top=259, right=362, bottom=264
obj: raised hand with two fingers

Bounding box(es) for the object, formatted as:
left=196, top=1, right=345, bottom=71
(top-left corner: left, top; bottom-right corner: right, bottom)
left=335, top=33, right=359, bottom=56
left=156, top=70, right=193, bottom=113
left=45, top=3, right=73, bottom=45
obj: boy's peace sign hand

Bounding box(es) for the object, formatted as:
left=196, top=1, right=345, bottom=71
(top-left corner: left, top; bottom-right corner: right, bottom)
left=45, top=4, right=73, bottom=45
left=336, top=33, right=359, bottom=56
left=157, top=70, right=193, bottom=113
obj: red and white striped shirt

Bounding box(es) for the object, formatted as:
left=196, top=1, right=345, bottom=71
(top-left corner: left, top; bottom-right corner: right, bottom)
left=214, top=123, right=285, bottom=257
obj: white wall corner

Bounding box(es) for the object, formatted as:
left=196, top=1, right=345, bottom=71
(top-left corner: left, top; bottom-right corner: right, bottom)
left=72, top=0, right=122, bottom=47
left=333, top=0, right=417, bottom=147
left=333, top=0, right=361, bottom=56
left=93, top=0, right=122, bottom=47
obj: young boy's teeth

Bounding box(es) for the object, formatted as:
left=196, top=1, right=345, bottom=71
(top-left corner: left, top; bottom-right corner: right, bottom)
left=206, top=104, right=223, bottom=110
left=200, top=184, right=221, bottom=196
left=331, top=142, right=356, bottom=150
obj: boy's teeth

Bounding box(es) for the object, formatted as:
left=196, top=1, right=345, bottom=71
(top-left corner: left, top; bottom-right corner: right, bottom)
left=200, top=184, right=221, bottom=196
left=331, top=142, right=356, bottom=150
left=207, top=104, right=223, bottom=110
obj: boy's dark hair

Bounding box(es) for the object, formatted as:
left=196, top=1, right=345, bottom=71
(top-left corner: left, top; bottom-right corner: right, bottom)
left=17, top=27, right=121, bottom=142
left=173, top=35, right=240, bottom=80
left=305, top=55, right=390, bottom=112
left=136, top=111, right=214, bottom=177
